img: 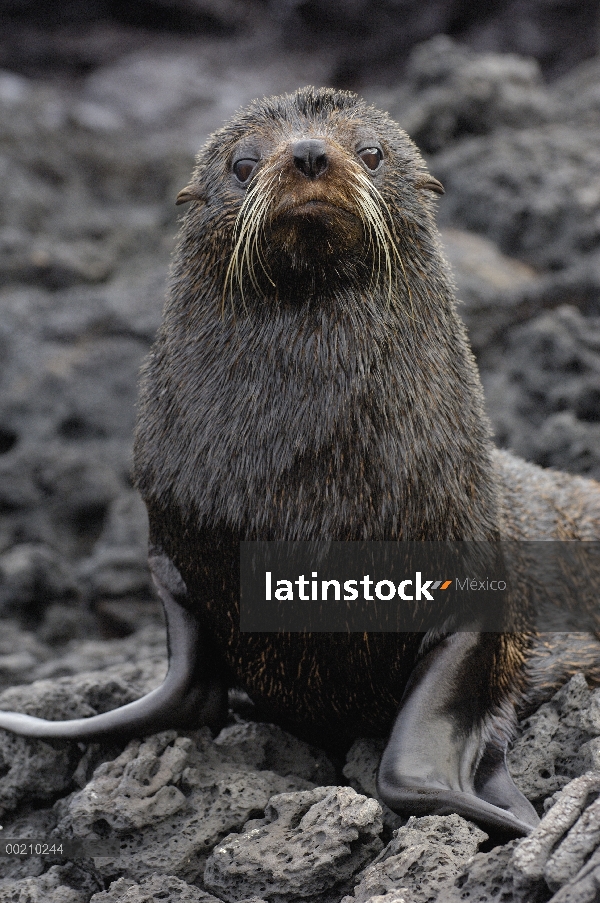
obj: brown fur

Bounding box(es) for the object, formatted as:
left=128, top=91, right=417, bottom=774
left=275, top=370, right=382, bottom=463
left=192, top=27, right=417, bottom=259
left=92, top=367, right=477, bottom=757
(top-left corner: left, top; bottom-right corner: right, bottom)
left=494, top=449, right=600, bottom=710
left=131, top=87, right=599, bottom=748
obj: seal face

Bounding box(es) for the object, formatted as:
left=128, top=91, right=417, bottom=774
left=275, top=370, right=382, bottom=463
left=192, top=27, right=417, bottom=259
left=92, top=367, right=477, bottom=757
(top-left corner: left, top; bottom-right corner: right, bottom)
left=178, top=89, right=443, bottom=315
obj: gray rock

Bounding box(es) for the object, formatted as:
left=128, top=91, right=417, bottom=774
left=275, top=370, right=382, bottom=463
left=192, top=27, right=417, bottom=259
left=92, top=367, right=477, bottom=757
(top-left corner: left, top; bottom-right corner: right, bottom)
left=512, top=770, right=600, bottom=879
left=29, top=623, right=167, bottom=682
left=509, top=673, right=600, bottom=804
left=77, top=547, right=151, bottom=601
left=0, top=270, right=165, bottom=600
left=544, top=795, right=600, bottom=891
left=0, top=235, right=115, bottom=289
left=83, top=51, right=222, bottom=128
left=55, top=729, right=316, bottom=884
left=0, top=660, right=164, bottom=816
left=204, top=786, right=384, bottom=903
left=90, top=874, right=223, bottom=902
left=343, top=738, right=403, bottom=833
left=0, top=865, right=87, bottom=902
left=0, top=807, right=59, bottom=883
left=481, top=307, right=600, bottom=481
left=343, top=739, right=384, bottom=800
left=548, top=847, right=600, bottom=902
left=580, top=737, right=600, bottom=773
left=214, top=721, right=336, bottom=786
left=0, top=543, right=78, bottom=621
left=278, top=0, right=600, bottom=82
left=553, top=55, right=600, bottom=123
left=511, top=771, right=600, bottom=900
left=388, top=695, right=600, bottom=903
left=377, top=35, right=556, bottom=155
left=433, top=125, right=600, bottom=272
left=441, top=839, right=526, bottom=903
left=4, top=0, right=600, bottom=83
left=36, top=603, right=98, bottom=647
left=0, top=729, right=76, bottom=820
left=342, top=814, right=487, bottom=903
left=0, top=620, right=54, bottom=690
left=438, top=227, right=542, bottom=353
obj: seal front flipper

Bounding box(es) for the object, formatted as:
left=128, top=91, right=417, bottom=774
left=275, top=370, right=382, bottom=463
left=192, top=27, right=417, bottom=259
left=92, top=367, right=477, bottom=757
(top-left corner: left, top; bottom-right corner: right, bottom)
left=377, top=632, right=539, bottom=836
left=0, top=552, right=226, bottom=740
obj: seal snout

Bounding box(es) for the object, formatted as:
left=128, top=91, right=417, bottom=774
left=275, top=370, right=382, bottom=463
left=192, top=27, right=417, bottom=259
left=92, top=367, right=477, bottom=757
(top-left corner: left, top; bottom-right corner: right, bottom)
left=292, top=138, right=329, bottom=179
left=222, top=112, right=406, bottom=301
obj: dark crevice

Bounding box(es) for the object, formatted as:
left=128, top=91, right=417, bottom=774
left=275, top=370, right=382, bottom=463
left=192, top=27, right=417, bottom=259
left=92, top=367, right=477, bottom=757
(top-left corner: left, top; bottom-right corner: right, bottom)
left=0, top=428, right=18, bottom=455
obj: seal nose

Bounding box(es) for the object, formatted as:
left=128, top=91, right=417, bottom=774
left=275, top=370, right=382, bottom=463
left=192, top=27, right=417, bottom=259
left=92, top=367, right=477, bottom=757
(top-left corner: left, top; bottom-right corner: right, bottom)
left=292, top=139, right=329, bottom=178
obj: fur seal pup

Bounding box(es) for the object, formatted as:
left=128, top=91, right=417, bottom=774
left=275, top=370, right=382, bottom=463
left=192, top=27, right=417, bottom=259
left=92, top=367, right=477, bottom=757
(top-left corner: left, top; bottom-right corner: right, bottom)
left=1, top=87, right=599, bottom=838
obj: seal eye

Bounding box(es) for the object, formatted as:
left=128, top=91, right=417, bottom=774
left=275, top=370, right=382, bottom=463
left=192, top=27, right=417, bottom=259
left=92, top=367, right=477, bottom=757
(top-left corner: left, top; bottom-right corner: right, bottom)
left=359, top=147, right=383, bottom=171
left=233, top=159, right=257, bottom=184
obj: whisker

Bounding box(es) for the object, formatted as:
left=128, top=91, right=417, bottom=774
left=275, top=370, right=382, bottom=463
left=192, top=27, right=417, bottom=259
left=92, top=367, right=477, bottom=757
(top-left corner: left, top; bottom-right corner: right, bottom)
left=222, top=168, right=279, bottom=313
left=222, top=153, right=416, bottom=320
left=352, top=166, right=416, bottom=319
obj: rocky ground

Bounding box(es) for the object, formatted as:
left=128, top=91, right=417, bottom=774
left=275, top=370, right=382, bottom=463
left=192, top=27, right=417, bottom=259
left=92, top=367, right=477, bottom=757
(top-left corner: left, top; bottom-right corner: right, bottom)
left=0, top=18, right=599, bottom=903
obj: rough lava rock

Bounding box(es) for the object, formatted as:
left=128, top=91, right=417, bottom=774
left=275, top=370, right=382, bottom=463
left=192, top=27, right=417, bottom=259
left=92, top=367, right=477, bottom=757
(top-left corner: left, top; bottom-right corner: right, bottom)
left=89, top=874, right=226, bottom=903
left=340, top=813, right=487, bottom=903
left=480, top=307, right=600, bottom=479
left=53, top=729, right=323, bottom=884
left=0, top=858, right=101, bottom=901
left=511, top=771, right=600, bottom=902
left=214, top=721, right=336, bottom=786
left=400, top=771, right=600, bottom=901
left=372, top=35, right=558, bottom=155
left=433, top=124, right=600, bottom=273
left=509, top=673, right=600, bottom=806
left=342, top=738, right=402, bottom=833
left=204, top=786, right=384, bottom=903
left=0, top=660, right=164, bottom=817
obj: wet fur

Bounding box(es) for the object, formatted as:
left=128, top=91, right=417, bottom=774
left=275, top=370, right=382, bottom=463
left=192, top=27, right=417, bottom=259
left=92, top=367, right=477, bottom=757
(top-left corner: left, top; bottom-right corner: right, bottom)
left=134, top=87, right=529, bottom=747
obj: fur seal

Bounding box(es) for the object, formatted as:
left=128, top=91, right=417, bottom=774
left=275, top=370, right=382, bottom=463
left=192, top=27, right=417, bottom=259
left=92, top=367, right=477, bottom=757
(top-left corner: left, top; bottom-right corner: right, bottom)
left=1, top=87, right=599, bottom=838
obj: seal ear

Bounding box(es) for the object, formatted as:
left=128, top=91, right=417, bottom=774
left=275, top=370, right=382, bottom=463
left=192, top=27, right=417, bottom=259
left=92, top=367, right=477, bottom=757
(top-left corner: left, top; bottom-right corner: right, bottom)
left=418, top=177, right=445, bottom=195
left=175, top=185, right=205, bottom=206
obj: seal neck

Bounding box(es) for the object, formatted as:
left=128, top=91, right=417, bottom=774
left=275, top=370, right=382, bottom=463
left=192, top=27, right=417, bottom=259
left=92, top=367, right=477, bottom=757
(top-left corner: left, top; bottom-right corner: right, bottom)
left=134, top=273, right=501, bottom=541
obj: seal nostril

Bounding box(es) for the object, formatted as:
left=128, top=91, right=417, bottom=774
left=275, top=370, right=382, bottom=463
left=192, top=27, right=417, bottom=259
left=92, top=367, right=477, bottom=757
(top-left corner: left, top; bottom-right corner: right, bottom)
left=292, top=138, right=329, bottom=178
left=314, top=154, right=327, bottom=176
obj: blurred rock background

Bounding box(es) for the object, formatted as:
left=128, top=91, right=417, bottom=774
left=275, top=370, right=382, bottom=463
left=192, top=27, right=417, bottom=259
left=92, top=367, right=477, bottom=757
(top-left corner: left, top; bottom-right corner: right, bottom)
left=0, top=3, right=600, bottom=899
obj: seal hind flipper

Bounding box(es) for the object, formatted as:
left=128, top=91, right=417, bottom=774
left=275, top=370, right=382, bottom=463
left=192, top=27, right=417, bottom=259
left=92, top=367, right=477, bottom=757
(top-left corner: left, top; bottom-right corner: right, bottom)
left=0, top=553, right=226, bottom=740
left=377, top=632, right=539, bottom=836
left=473, top=743, right=539, bottom=827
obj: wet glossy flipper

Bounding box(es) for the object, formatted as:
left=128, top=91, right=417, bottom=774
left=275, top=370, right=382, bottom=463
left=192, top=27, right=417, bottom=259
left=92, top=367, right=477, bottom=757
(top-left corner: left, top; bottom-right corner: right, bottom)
left=377, top=632, right=539, bottom=836
left=0, top=552, right=225, bottom=740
